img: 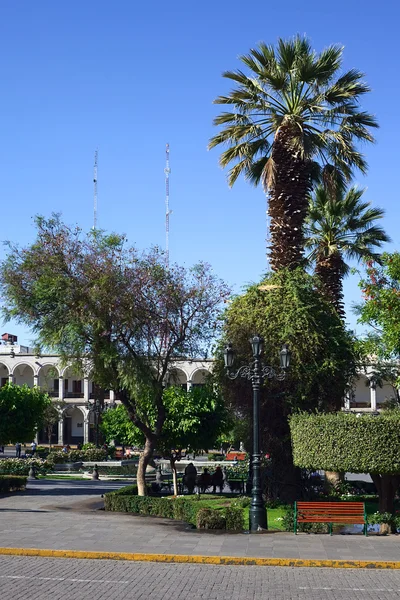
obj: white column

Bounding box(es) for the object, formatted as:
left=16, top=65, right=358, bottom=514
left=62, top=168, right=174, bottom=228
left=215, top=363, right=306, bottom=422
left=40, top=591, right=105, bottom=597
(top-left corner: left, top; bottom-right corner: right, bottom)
left=370, top=378, right=377, bottom=412
left=109, top=390, right=115, bottom=402
left=33, top=375, right=39, bottom=387
left=59, top=376, right=64, bottom=400
left=58, top=418, right=64, bottom=445
left=83, top=419, right=90, bottom=444
left=187, top=379, right=192, bottom=392
left=84, top=378, right=90, bottom=402
left=344, top=390, right=351, bottom=410
left=8, top=374, right=13, bottom=384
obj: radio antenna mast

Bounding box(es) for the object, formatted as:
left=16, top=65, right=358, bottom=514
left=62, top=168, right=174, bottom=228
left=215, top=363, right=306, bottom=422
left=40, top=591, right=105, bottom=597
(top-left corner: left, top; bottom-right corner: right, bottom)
left=93, top=149, right=98, bottom=229
left=164, top=143, right=171, bottom=266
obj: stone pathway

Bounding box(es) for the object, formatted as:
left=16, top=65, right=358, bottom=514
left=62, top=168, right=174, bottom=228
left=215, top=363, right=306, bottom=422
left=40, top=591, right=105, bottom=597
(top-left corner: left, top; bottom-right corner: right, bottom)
left=0, top=480, right=399, bottom=561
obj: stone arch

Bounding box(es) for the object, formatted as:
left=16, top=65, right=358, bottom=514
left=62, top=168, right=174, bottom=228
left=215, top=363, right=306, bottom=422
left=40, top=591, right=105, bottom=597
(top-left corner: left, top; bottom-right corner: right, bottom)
left=62, top=366, right=84, bottom=398
left=37, top=363, right=60, bottom=395
left=0, top=362, right=9, bottom=387
left=63, top=405, right=85, bottom=445
left=190, top=367, right=211, bottom=387
left=167, top=368, right=188, bottom=389
left=352, top=373, right=370, bottom=407
left=11, top=363, right=34, bottom=387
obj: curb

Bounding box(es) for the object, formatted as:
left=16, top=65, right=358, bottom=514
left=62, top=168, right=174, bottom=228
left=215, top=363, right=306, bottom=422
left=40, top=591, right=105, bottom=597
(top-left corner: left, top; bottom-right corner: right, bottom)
left=0, top=547, right=399, bottom=569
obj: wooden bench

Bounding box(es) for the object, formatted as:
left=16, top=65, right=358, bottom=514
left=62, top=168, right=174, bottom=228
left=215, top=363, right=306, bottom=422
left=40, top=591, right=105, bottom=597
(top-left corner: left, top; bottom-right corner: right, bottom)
left=294, top=501, right=367, bottom=536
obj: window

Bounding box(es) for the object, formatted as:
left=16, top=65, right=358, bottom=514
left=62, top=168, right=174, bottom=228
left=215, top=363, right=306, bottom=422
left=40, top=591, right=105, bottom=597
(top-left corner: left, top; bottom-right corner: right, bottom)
left=72, top=380, right=82, bottom=394
left=54, top=379, right=59, bottom=392
left=1, top=377, right=8, bottom=388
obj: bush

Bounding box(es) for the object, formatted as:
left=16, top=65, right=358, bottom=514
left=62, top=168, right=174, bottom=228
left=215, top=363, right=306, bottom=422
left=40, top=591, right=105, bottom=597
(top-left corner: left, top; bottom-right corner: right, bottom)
left=47, top=448, right=107, bottom=464
left=231, top=496, right=251, bottom=508
left=225, top=506, right=244, bottom=530
left=290, top=411, right=400, bottom=475
left=208, top=453, right=225, bottom=462
left=0, top=458, right=51, bottom=476
left=104, top=486, right=238, bottom=530
left=81, top=443, right=96, bottom=451
left=196, top=508, right=226, bottom=530
left=0, top=475, right=27, bottom=493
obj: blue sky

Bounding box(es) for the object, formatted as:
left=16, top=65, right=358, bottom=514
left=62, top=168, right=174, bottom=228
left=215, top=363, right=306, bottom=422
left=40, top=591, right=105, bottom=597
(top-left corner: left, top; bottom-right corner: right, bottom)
left=0, top=1, right=398, bottom=345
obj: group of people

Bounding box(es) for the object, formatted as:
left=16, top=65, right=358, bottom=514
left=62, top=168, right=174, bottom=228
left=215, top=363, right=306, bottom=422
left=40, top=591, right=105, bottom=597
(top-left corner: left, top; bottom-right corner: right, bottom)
left=15, top=441, right=37, bottom=458
left=183, top=464, right=224, bottom=494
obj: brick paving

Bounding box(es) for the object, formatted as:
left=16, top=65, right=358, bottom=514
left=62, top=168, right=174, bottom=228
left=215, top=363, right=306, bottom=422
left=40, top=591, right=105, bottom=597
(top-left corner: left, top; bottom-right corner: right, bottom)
left=1, top=555, right=400, bottom=599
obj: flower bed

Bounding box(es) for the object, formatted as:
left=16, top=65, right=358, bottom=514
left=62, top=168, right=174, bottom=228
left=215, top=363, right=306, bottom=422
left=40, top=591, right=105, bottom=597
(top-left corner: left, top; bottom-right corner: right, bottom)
left=46, top=448, right=107, bottom=464
left=104, top=485, right=244, bottom=530
left=0, top=458, right=51, bottom=476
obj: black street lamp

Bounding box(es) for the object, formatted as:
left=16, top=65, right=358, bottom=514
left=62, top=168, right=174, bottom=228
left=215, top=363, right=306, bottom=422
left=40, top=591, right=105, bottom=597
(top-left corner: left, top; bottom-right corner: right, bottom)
left=224, top=336, right=291, bottom=532
left=86, top=398, right=116, bottom=447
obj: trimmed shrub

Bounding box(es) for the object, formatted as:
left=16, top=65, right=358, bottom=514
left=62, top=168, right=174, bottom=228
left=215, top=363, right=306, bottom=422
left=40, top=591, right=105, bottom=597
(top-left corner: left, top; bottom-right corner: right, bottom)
left=225, top=506, right=244, bottom=531
left=0, top=475, right=27, bottom=493
left=104, top=486, right=238, bottom=530
left=290, top=411, right=400, bottom=474
left=196, top=508, right=226, bottom=529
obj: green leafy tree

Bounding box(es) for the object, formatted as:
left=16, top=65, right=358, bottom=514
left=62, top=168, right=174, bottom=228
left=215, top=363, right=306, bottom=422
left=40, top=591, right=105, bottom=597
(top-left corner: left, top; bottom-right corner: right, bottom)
left=209, top=35, right=377, bottom=270
left=305, top=185, right=389, bottom=318
left=101, top=386, right=231, bottom=495
left=41, top=400, right=65, bottom=447
left=0, top=215, right=229, bottom=495
left=101, top=404, right=142, bottom=447
left=0, top=384, right=51, bottom=444
left=213, top=268, right=356, bottom=502
left=357, top=253, right=400, bottom=359
left=290, top=411, right=400, bottom=532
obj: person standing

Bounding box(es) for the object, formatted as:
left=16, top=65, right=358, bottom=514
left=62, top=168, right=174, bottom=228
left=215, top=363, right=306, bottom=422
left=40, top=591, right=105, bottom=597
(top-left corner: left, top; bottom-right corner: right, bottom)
left=184, top=463, right=197, bottom=494
left=15, top=442, right=21, bottom=458
left=30, top=441, right=37, bottom=456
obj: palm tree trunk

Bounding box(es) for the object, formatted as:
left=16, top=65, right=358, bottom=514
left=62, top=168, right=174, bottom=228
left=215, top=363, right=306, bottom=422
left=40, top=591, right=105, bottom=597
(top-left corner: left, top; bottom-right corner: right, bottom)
left=315, top=252, right=345, bottom=318
left=268, top=125, right=312, bottom=271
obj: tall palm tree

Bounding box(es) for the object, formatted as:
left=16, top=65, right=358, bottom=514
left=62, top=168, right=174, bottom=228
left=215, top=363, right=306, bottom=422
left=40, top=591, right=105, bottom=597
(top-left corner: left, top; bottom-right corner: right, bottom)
left=209, top=36, right=378, bottom=271
left=304, top=185, right=390, bottom=317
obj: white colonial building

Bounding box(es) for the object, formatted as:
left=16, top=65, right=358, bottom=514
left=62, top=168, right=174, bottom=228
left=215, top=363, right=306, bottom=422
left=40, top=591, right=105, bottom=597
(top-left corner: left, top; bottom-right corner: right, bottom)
left=0, top=333, right=396, bottom=445
left=0, top=334, right=212, bottom=446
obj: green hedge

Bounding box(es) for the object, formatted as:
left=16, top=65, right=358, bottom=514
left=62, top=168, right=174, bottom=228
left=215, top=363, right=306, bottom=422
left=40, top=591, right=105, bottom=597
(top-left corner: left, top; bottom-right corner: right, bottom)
left=0, top=475, right=27, bottom=493
left=290, top=411, right=400, bottom=474
left=104, top=485, right=244, bottom=530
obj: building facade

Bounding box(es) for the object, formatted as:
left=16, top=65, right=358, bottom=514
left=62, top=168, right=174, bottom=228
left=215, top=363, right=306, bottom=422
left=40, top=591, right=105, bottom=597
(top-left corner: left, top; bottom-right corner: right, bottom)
left=0, top=341, right=212, bottom=446
left=0, top=337, right=396, bottom=445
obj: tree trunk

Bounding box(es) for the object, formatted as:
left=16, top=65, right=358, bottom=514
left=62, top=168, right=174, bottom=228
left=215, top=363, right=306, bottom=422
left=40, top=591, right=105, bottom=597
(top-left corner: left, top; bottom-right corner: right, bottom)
left=268, top=124, right=312, bottom=271
left=324, top=471, right=344, bottom=492
left=370, top=474, right=399, bottom=534
left=170, top=458, right=179, bottom=496
left=315, top=252, right=345, bottom=319
left=137, top=437, right=155, bottom=496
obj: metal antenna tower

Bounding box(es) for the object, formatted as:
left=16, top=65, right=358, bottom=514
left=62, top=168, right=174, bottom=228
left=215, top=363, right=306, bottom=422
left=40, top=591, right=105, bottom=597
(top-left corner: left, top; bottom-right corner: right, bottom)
left=93, top=150, right=98, bottom=229
left=164, top=143, right=171, bottom=266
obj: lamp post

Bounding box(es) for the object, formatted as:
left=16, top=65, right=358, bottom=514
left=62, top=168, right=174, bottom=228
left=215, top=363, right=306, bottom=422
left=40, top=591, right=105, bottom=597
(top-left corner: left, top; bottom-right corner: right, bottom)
left=86, top=398, right=116, bottom=447
left=224, top=336, right=291, bottom=532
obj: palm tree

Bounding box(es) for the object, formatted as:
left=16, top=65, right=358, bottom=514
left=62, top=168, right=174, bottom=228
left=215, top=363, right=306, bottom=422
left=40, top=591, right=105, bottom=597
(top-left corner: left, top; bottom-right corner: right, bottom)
left=209, top=36, right=378, bottom=271
left=304, top=185, right=390, bottom=317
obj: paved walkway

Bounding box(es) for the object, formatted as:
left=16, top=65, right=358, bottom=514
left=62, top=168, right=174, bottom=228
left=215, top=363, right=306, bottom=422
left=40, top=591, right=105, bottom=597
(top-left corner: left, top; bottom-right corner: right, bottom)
left=2, top=555, right=400, bottom=600
left=0, top=480, right=399, bottom=562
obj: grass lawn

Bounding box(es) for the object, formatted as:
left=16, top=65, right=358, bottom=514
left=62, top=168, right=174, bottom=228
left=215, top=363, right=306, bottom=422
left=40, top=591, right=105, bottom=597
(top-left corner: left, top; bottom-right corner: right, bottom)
left=180, top=495, right=287, bottom=531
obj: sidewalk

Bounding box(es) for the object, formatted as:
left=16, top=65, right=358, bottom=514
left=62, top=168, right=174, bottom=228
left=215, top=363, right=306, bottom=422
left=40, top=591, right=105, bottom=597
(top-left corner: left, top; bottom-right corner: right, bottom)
left=0, top=480, right=399, bottom=565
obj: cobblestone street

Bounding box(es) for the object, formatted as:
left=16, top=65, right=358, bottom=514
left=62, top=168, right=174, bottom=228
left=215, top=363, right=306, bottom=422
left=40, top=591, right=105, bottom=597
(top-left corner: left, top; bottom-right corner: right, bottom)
left=2, top=555, right=400, bottom=600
